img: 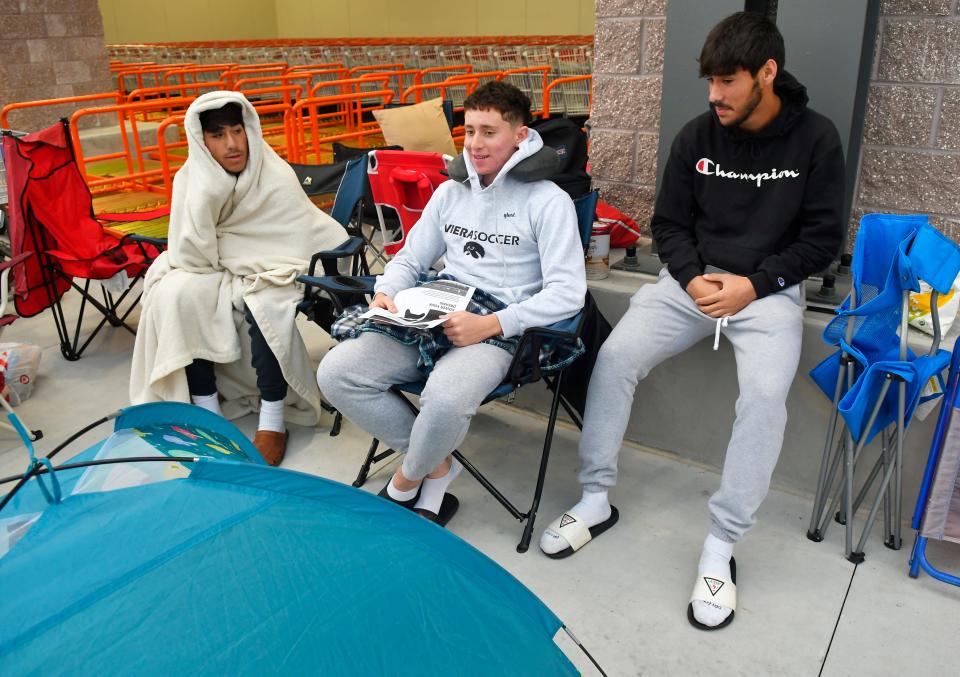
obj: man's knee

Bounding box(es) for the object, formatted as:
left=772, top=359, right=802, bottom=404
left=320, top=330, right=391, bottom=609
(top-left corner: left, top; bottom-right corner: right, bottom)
left=737, top=372, right=792, bottom=408
left=316, top=343, right=357, bottom=399
left=419, top=380, right=484, bottom=420
left=595, top=325, right=650, bottom=377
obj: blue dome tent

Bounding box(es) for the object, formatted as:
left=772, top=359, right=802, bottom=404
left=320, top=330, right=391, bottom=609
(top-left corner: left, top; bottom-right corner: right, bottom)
left=0, top=403, right=601, bottom=675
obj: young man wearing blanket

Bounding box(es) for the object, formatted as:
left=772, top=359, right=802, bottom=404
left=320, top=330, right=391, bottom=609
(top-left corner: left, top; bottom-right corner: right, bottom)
left=130, top=91, right=349, bottom=465
left=317, top=82, right=586, bottom=525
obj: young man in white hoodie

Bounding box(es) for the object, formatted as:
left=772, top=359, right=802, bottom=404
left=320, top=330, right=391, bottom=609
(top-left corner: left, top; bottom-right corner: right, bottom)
left=317, top=81, right=586, bottom=525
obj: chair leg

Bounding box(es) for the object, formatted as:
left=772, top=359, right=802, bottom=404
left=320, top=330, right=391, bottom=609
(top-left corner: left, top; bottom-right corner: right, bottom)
left=101, top=287, right=124, bottom=327
left=882, top=430, right=893, bottom=546
left=353, top=438, right=381, bottom=488
left=320, top=402, right=342, bottom=437
left=908, top=533, right=924, bottom=578
left=888, top=380, right=907, bottom=550
left=51, top=273, right=144, bottom=361
left=843, top=428, right=859, bottom=561
left=517, top=372, right=565, bottom=554
left=36, top=263, right=80, bottom=361
left=846, top=377, right=896, bottom=561
left=50, top=294, right=81, bottom=361
left=837, top=376, right=892, bottom=561
left=454, top=449, right=524, bottom=520
left=808, top=360, right=848, bottom=541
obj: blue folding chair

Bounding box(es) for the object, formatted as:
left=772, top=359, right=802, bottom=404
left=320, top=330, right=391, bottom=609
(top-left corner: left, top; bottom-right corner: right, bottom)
left=909, top=340, right=960, bottom=586
left=807, top=214, right=960, bottom=562
left=291, top=154, right=383, bottom=277
left=298, top=190, right=600, bottom=552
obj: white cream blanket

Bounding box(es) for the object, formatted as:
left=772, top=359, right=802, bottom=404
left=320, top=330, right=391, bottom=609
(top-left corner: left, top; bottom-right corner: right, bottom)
left=130, top=91, right=348, bottom=425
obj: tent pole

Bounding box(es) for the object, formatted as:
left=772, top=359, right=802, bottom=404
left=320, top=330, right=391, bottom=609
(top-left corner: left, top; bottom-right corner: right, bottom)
left=562, top=625, right=608, bottom=677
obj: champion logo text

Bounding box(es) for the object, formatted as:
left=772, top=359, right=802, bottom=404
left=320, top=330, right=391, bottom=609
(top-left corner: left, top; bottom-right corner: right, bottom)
left=695, top=157, right=800, bottom=187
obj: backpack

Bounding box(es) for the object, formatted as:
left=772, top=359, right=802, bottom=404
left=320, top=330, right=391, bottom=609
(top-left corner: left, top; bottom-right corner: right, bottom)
left=528, top=117, right=591, bottom=199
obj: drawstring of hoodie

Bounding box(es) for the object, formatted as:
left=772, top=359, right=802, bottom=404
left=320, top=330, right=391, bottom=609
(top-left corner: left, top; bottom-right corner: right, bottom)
left=713, top=316, right=729, bottom=350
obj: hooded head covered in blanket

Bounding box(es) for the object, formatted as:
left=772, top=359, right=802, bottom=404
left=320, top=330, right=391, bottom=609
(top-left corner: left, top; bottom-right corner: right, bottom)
left=130, top=91, right=348, bottom=426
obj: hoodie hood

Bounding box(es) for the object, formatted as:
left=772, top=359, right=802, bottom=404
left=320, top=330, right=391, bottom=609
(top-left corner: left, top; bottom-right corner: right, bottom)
left=445, top=127, right=561, bottom=186
left=182, top=90, right=265, bottom=211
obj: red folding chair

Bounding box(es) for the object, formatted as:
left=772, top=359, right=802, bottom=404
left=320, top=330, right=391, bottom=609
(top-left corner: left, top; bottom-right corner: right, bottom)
left=2, top=122, right=161, bottom=361
left=366, top=150, right=448, bottom=255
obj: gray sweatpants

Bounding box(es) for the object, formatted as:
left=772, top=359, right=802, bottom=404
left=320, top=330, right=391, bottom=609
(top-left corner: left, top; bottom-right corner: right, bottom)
left=317, top=332, right=513, bottom=480
left=578, top=268, right=804, bottom=543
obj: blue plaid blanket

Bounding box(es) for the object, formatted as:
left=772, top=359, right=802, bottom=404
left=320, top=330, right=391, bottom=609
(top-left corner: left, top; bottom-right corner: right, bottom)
left=331, top=274, right=584, bottom=380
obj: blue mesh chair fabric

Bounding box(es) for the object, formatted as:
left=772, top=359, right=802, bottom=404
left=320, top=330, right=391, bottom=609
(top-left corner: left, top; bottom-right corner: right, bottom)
left=810, top=214, right=960, bottom=443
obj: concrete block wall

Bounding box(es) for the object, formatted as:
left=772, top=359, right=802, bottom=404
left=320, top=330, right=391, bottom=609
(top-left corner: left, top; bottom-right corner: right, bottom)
left=588, top=0, right=666, bottom=237
left=588, top=0, right=960, bottom=247
left=0, top=0, right=112, bottom=132
left=853, top=0, right=960, bottom=243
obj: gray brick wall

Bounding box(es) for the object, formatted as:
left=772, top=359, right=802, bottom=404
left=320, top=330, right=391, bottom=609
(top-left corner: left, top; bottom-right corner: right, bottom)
left=590, top=0, right=960, bottom=246
left=0, top=0, right=112, bottom=132
left=589, top=0, right=666, bottom=235
left=854, top=0, right=960, bottom=243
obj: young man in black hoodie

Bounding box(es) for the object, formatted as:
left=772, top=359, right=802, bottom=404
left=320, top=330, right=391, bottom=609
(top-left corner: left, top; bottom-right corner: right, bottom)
left=540, top=12, right=844, bottom=630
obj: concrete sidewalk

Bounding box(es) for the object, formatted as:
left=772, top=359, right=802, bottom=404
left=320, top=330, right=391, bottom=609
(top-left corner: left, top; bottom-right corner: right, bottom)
left=2, top=292, right=959, bottom=676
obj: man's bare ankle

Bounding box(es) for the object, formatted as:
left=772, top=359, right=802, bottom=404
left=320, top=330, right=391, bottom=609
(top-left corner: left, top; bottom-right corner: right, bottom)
left=393, top=470, right=421, bottom=492
left=425, top=456, right=452, bottom=480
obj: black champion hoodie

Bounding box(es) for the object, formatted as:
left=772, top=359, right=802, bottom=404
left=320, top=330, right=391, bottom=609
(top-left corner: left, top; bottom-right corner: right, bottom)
left=650, top=70, right=844, bottom=299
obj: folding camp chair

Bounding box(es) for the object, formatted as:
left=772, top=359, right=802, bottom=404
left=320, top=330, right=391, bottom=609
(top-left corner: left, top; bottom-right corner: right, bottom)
left=289, top=159, right=353, bottom=203
left=909, top=340, right=960, bottom=586
left=332, top=143, right=402, bottom=266
left=366, top=150, right=449, bottom=256
left=0, top=252, right=42, bottom=441
left=807, top=214, right=960, bottom=562
left=298, top=190, right=600, bottom=552
left=2, top=122, right=160, bottom=361
left=295, top=155, right=377, bottom=435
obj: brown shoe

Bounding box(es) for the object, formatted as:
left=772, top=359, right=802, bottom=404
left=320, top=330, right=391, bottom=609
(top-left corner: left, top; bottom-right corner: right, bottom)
left=253, top=429, right=288, bottom=466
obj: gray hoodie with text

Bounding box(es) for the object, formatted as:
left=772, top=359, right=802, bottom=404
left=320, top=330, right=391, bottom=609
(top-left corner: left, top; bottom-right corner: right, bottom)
left=373, top=128, right=586, bottom=338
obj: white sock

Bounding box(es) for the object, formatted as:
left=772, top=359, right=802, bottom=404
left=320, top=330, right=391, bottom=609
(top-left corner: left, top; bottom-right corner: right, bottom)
left=386, top=475, right=420, bottom=502
left=414, top=458, right=462, bottom=515
left=692, top=533, right=735, bottom=627
left=191, top=393, right=222, bottom=417
left=258, top=398, right=285, bottom=433
left=539, top=489, right=612, bottom=554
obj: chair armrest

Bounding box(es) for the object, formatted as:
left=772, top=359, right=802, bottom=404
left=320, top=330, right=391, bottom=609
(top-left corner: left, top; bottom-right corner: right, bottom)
left=296, top=273, right=376, bottom=324
left=127, top=234, right=168, bottom=249
left=0, top=251, right=32, bottom=273
left=123, top=234, right=167, bottom=262
left=307, top=236, right=365, bottom=276
left=297, top=274, right=376, bottom=296
left=505, top=311, right=587, bottom=386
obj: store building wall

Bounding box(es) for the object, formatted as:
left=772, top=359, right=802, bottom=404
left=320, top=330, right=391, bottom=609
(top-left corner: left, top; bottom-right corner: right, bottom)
left=587, top=0, right=960, bottom=246
left=98, top=0, right=277, bottom=43
left=855, top=0, right=960, bottom=241
left=98, top=0, right=595, bottom=43
left=0, top=0, right=112, bottom=132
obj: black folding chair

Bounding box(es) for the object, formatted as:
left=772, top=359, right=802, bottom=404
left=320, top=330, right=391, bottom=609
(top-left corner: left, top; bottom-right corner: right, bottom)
left=293, top=155, right=378, bottom=434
